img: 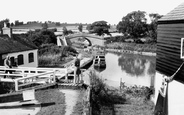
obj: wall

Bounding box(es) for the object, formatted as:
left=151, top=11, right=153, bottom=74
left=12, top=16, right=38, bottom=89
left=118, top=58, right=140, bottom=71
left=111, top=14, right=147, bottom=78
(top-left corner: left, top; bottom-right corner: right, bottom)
left=6, top=49, right=38, bottom=67
left=157, top=23, right=184, bottom=82
left=154, top=72, right=184, bottom=115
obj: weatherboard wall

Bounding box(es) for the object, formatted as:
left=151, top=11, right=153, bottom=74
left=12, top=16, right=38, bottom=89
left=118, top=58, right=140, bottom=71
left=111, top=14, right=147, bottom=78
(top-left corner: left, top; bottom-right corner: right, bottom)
left=157, top=22, right=184, bottom=82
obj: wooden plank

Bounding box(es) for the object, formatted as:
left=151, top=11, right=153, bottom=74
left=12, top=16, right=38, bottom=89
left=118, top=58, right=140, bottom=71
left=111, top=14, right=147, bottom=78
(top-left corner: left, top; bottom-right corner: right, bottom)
left=157, top=46, right=180, bottom=53
left=157, top=55, right=181, bottom=64
left=158, top=27, right=184, bottom=31
left=18, top=77, right=51, bottom=87
left=158, top=24, right=184, bottom=28
left=157, top=41, right=180, bottom=47
left=157, top=48, right=180, bottom=56
left=158, top=31, right=184, bottom=37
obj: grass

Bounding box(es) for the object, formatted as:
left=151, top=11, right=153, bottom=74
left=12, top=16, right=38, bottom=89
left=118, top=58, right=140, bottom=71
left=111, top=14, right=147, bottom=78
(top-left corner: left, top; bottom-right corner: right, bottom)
left=105, top=42, right=157, bottom=53
left=38, top=44, right=76, bottom=67
left=35, top=88, right=66, bottom=115
left=38, top=53, right=73, bottom=67
left=89, top=70, right=154, bottom=115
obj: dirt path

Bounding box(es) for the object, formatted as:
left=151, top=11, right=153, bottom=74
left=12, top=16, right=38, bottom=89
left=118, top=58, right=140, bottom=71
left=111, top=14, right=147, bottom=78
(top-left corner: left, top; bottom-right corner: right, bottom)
left=60, top=89, right=80, bottom=115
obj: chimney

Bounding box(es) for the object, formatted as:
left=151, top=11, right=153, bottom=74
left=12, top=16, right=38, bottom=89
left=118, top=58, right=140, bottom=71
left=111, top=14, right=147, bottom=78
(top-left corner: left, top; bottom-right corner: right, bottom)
left=2, top=22, right=12, bottom=38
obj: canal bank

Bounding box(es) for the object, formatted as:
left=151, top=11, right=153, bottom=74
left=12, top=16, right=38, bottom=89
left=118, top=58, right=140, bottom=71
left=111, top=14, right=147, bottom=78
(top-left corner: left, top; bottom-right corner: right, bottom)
left=106, top=48, right=156, bottom=56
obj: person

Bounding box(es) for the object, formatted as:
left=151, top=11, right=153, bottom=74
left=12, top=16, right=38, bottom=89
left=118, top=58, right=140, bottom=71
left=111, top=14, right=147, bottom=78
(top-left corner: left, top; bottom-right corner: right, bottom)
left=4, top=56, right=12, bottom=78
left=74, top=54, right=81, bottom=84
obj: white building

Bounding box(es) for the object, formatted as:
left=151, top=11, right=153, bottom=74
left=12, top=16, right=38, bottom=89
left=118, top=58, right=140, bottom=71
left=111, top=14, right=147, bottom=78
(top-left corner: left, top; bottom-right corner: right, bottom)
left=0, top=24, right=38, bottom=67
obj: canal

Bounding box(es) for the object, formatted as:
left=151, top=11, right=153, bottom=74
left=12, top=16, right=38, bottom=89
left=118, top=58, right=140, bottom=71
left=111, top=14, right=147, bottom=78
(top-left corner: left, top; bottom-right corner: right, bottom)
left=94, top=52, right=156, bottom=88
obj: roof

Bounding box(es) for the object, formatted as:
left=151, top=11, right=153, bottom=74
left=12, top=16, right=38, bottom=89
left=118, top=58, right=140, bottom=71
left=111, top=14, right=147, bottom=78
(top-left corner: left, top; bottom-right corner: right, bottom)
left=0, top=34, right=37, bottom=54
left=159, top=2, right=184, bottom=21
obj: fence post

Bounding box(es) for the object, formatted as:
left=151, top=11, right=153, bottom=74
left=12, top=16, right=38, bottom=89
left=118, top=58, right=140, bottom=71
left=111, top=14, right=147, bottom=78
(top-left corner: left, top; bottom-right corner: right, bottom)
left=53, top=71, right=56, bottom=83
left=65, top=68, right=68, bottom=83
left=15, top=79, right=18, bottom=91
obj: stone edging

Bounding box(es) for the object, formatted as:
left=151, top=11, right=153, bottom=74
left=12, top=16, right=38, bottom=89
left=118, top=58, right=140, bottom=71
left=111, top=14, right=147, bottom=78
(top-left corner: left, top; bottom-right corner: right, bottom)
left=106, top=49, right=156, bottom=56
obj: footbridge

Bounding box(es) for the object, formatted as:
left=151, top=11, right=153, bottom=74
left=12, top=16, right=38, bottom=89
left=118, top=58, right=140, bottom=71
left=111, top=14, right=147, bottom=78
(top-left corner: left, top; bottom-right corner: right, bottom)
left=57, top=33, right=105, bottom=47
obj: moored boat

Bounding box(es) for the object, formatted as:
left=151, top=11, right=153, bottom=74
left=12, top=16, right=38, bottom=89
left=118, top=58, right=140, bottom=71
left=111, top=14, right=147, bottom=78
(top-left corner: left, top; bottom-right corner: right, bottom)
left=93, top=54, right=106, bottom=68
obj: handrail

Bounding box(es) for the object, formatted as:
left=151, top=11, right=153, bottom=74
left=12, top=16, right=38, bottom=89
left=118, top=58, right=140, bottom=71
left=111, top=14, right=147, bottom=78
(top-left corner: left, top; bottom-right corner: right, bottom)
left=16, top=71, right=54, bottom=81
left=15, top=71, right=55, bottom=91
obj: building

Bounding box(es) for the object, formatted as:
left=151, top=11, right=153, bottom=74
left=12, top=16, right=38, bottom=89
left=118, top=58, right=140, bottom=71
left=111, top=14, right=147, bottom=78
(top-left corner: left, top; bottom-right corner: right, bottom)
left=155, top=2, right=184, bottom=115
left=0, top=24, right=38, bottom=67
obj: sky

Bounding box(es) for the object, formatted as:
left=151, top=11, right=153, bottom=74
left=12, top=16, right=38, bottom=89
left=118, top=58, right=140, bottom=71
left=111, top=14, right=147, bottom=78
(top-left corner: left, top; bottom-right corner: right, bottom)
left=1, top=0, right=184, bottom=25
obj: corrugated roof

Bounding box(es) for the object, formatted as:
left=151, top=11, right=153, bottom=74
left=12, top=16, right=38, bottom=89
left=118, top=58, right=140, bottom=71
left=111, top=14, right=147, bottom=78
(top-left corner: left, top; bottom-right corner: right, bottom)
left=0, top=34, right=37, bottom=54
left=159, top=2, right=184, bottom=21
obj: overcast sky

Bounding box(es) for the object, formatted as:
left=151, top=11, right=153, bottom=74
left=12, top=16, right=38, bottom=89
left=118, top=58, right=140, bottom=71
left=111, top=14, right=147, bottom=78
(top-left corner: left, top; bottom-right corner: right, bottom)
left=1, top=0, right=184, bottom=24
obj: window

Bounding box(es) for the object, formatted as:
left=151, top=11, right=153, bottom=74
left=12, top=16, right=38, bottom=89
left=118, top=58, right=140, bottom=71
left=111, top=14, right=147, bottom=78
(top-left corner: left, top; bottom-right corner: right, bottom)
left=181, top=38, right=184, bottom=59
left=18, top=54, right=24, bottom=65
left=28, top=53, right=34, bottom=63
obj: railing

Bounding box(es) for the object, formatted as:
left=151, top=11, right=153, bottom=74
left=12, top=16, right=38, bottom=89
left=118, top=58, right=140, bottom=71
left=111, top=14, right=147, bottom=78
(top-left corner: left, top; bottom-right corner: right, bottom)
left=0, top=66, right=69, bottom=91
left=14, top=71, right=56, bottom=91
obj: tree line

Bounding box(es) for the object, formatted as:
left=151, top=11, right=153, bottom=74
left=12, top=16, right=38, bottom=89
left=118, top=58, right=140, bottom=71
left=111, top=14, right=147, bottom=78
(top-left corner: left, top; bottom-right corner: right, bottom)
left=0, top=10, right=163, bottom=44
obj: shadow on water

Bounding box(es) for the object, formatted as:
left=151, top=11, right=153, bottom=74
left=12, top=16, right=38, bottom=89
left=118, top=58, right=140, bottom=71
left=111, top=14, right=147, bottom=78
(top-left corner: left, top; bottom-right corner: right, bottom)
left=94, top=66, right=106, bottom=73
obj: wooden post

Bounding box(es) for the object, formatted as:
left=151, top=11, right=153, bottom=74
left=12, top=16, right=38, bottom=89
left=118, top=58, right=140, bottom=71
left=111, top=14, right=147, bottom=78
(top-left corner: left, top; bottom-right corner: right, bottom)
left=53, top=71, right=56, bottom=83
left=65, top=68, right=68, bottom=83
left=15, top=79, right=18, bottom=91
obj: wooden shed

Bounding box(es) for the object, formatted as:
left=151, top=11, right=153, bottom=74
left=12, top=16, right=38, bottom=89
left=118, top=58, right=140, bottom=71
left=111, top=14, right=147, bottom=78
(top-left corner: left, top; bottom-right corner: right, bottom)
left=157, top=2, right=184, bottom=82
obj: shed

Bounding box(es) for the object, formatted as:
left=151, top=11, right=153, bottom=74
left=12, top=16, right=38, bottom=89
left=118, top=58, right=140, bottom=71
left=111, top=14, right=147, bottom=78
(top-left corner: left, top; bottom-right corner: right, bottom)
left=157, top=2, right=184, bottom=83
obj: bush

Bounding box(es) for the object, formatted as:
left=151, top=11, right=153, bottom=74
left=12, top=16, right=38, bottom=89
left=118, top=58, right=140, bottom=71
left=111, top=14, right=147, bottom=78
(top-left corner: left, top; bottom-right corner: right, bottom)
left=89, top=71, right=126, bottom=115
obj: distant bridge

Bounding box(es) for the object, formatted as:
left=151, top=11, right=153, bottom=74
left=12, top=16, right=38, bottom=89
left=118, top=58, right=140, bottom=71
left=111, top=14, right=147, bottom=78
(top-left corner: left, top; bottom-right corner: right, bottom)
left=57, top=33, right=105, bottom=46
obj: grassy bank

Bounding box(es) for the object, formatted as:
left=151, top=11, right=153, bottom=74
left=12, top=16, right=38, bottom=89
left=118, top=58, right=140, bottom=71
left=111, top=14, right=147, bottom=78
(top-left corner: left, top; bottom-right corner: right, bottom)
left=89, top=70, right=154, bottom=115
left=105, top=42, right=156, bottom=53
left=35, top=88, right=66, bottom=115
left=38, top=44, right=77, bottom=67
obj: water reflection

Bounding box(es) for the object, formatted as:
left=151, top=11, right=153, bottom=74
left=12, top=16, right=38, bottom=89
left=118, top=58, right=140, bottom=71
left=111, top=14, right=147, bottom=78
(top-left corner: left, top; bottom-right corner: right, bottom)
left=97, top=52, right=156, bottom=87
left=118, top=53, right=155, bottom=76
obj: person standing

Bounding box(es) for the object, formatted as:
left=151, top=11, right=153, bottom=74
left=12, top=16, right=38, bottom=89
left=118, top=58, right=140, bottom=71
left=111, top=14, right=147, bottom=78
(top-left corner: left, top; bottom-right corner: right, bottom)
left=74, top=54, right=81, bottom=84
left=4, top=56, right=12, bottom=78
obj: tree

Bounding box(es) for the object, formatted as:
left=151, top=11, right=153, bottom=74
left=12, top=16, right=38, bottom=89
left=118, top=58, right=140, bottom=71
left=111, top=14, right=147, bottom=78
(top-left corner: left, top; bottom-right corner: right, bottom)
left=55, top=22, right=61, bottom=26
left=86, top=24, right=92, bottom=32
left=0, top=19, right=9, bottom=31
left=117, top=11, right=148, bottom=38
left=42, top=22, right=48, bottom=29
left=89, top=21, right=110, bottom=36
left=28, top=29, right=57, bottom=47
left=78, top=24, right=83, bottom=32
left=63, top=26, right=68, bottom=36
left=148, top=13, right=163, bottom=41
left=14, top=20, right=23, bottom=26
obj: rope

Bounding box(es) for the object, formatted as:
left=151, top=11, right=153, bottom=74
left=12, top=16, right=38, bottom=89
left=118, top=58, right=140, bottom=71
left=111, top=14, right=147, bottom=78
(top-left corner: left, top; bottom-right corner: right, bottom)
left=166, top=61, right=184, bottom=83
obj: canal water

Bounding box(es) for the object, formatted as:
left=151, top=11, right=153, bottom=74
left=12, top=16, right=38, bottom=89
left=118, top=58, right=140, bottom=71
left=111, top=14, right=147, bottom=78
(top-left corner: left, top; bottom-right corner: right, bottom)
left=94, top=52, right=156, bottom=88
